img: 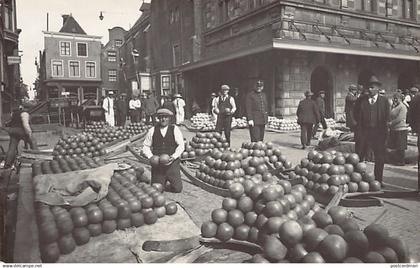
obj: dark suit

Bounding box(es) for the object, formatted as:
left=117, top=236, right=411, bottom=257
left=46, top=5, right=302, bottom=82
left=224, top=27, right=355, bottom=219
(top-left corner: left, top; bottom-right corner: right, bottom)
left=345, top=93, right=358, bottom=131
left=245, top=90, right=268, bottom=142
left=357, top=95, right=390, bottom=182
left=407, top=93, right=420, bottom=189
left=313, top=96, right=327, bottom=137
left=297, top=98, right=320, bottom=147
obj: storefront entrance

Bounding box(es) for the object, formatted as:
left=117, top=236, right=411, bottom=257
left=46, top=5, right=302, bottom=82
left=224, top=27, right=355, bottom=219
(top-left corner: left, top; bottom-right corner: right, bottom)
left=310, top=66, right=333, bottom=118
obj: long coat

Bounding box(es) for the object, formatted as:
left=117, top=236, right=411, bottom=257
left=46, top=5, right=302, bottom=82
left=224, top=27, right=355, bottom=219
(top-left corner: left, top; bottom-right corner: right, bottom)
left=345, top=93, right=358, bottom=128
left=408, top=94, right=420, bottom=133
left=297, top=98, right=320, bottom=125
left=357, top=95, right=390, bottom=132
left=245, top=91, right=268, bottom=125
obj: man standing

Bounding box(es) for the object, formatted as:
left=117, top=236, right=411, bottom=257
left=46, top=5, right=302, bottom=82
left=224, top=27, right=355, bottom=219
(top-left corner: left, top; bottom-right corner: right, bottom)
left=345, top=84, right=358, bottom=131
left=210, top=92, right=218, bottom=120
left=353, top=86, right=370, bottom=160
left=407, top=87, right=420, bottom=189
left=162, top=95, right=176, bottom=124
left=297, top=91, right=320, bottom=149
left=312, top=91, right=328, bottom=138
left=129, top=95, right=142, bottom=123
left=3, top=104, right=37, bottom=169
left=245, top=79, right=268, bottom=142
left=115, top=93, right=128, bottom=126
left=357, top=76, right=390, bottom=187
left=102, top=91, right=115, bottom=126
left=142, top=108, right=185, bottom=193
left=214, top=85, right=236, bottom=144
left=144, top=92, right=159, bottom=125
left=173, top=94, right=186, bottom=125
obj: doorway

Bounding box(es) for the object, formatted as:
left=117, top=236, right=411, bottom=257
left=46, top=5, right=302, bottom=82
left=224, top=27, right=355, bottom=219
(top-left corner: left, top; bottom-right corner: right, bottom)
left=398, top=72, right=414, bottom=92
left=310, top=66, right=333, bottom=118
left=357, top=70, right=375, bottom=91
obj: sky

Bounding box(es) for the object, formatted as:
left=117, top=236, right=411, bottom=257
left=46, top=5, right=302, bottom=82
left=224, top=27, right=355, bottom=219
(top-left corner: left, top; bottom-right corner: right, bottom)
left=16, top=0, right=146, bottom=87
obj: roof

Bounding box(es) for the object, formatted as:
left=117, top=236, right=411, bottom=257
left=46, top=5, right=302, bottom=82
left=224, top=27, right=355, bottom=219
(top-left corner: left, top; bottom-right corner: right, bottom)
left=59, top=15, right=87, bottom=35
left=140, top=2, right=150, bottom=12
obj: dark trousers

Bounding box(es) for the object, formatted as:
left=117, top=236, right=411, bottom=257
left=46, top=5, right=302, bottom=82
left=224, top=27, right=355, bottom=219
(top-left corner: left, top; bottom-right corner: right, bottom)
left=116, top=112, right=127, bottom=126
left=249, top=124, right=265, bottom=142
left=355, top=127, right=366, bottom=161
left=151, top=159, right=182, bottom=193
left=364, top=128, right=386, bottom=182
left=300, top=123, right=313, bottom=146
left=5, top=127, right=37, bottom=168
left=312, top=117, right=327, bottom=137
left=216, top=115, right=232, bottom=144
left=130, top=109, right=140, bottom=123
left=146, top=113, right=156, bottom=125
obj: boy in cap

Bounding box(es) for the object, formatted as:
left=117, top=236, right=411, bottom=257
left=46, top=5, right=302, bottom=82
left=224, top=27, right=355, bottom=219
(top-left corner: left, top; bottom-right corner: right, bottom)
left=297, top=91, right=320, bottom=149
left=142, top=108, right=185, bottom=193
left=214, top=85, right=236, bottom=144
left=345, top=84, right=358, bottom=131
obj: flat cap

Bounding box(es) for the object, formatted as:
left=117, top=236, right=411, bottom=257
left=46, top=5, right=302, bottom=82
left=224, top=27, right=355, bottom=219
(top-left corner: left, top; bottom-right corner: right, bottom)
left=156, top=108, right=173, bottom=116
left=348, top=84, right=357, bottom=91
left=174, top=93, right=182, bottom=98
left=221, top=84, right=230, bottom=91
left=211, top=93, right=217, bottom=97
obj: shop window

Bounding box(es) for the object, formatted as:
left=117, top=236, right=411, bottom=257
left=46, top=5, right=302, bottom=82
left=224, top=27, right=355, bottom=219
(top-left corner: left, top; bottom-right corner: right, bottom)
left=60, top=41, right=71, bottom=56
left=108, top=70, right=117, bottom=82
left=115, top=39, right=123, bottom=47
left=342, top=0, right=348, bottom=8
left=77, top=43, right=87, bottom=57
left=69, top=61, right=80, bottom=77
left=161, top=75, right=171, bottom=90
left=51, top=60, right=63, bottom=77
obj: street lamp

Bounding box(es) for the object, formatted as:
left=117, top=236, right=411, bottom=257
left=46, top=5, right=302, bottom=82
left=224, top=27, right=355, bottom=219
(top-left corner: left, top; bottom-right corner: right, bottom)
left=99, top=11, right=104, bottom=20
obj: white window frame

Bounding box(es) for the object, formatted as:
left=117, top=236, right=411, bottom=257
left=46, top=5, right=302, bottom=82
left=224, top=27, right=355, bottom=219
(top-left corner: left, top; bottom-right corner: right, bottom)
left=51, top=59, right=64, bottom=77
left=68, top=60, right=81, bottom=78
left=161, top=75, right=171, bottom=90
left=107, top=51, right=117, bottom=62
left=108, top=69, right=117, bottom=82
left=85, top=61, right=97, bottom=78
left=76, top=42, right=88, bottom=57
left=59, top=41, right=71, bottom=56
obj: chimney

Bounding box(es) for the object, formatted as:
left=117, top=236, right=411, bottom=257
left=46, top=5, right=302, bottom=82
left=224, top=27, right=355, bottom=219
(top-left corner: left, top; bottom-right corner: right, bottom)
left=62, top=15, right=70, bottom=26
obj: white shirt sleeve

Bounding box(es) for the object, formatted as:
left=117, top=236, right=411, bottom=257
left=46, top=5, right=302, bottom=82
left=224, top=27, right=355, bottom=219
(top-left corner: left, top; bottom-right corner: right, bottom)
left=230, top=96, right=237, bottom=114
left=129, top=100, right=134, bottom=110
left=172, top=125, right=185, bottom=159
left=142, top=127, right=155, bottom=159
left=102, top=98, right=108, bottom=112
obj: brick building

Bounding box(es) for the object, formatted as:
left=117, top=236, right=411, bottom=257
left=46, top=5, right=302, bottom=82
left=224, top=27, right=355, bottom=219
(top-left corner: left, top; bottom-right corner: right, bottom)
left=180, top=0, right=420, bottom=118
left=40, top=15, right=102, bottom=103
left=101, top=26, right=126, bottom=94
left=0, top=0, right=21, bottom=125
left=119, top=2, right=151, bottom=97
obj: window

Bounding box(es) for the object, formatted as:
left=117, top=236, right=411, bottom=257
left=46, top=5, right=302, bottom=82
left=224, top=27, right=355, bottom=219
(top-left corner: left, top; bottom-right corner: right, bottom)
left=161, top=75, right=170, bottom=89
left=107, top=51, right=117, bottom=62
left=77, top=43, right=87, bottom=57
left=172, top=44, right=181, bottom=67
left=85, top=62, right=96, bottom=78
left=69, top=61, right=80, bottom=77
left=115, top=39, right=123, bottom=47
left=108, top=70, right=117, bottom=82
left=342, top=0, right=348, bottom=8
left=51, top=60, right=63, bottom=77
left=170, top=7, right=180, bottom=24
left=403, top=0, right=414, bottom=19
left=60, top=41, right=71, bottom=56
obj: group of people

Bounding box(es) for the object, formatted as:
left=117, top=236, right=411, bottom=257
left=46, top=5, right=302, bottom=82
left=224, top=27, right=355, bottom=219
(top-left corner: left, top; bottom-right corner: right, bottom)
left=101, top=91, right=186, bottom=127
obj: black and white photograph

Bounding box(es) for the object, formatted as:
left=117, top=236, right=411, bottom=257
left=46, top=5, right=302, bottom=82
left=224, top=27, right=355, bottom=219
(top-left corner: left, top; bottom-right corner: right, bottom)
left=0, top=0, right=419, bottom=264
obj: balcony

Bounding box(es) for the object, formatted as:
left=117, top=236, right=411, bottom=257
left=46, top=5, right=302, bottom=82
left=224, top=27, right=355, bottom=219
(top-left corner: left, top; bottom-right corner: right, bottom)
left=3, top=28, right=19, bottom=45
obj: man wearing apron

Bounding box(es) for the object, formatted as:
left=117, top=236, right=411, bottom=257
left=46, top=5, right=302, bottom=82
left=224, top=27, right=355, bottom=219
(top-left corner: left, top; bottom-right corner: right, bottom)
left=214, top=84, right=236, bottom=145
left=142, top=108, right=185, bottom=193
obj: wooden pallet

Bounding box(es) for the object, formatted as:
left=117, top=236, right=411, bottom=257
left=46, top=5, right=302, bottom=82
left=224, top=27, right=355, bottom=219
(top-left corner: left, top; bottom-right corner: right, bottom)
left=180, top=163, right=230, bottom=197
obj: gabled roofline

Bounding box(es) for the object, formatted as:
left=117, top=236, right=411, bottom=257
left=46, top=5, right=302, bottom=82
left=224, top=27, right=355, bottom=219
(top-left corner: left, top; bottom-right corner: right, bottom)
left=43, top=31, right=102, bottom=40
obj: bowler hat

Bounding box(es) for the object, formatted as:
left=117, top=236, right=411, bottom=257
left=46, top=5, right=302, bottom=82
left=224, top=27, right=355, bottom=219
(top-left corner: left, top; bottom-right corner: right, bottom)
left=368, top=76, right=382, bottom=86
left=221, top=85, right=230, bottom=91
left=174, top=93, right=182, bottom=98
left=305, top=91, right=314, bottom=97
left=156, top=108, right=173, bottom=116
left=348, top=84, right=357, bottom=91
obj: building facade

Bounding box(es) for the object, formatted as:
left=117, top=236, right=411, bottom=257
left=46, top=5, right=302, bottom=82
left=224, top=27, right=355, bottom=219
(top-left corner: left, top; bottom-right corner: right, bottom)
left=179, top=0, right=420, bottom=118
left=119, top=2, right=151, bottom=97
left=101, top=26, right=126, bottom=95
left=149, top=0, right=195, bottom=99
left=40, top=15, right=102, bottom=103
left=0, top=0, right=21, bottom=125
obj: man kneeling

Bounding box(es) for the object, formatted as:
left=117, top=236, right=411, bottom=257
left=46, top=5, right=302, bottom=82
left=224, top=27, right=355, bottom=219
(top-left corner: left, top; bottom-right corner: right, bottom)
left=142, top=108, right=184, bottom=193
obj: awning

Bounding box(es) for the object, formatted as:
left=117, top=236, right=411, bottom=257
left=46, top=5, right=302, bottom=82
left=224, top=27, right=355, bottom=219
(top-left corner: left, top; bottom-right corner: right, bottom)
left=180, top=39, right=420, bottom=72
